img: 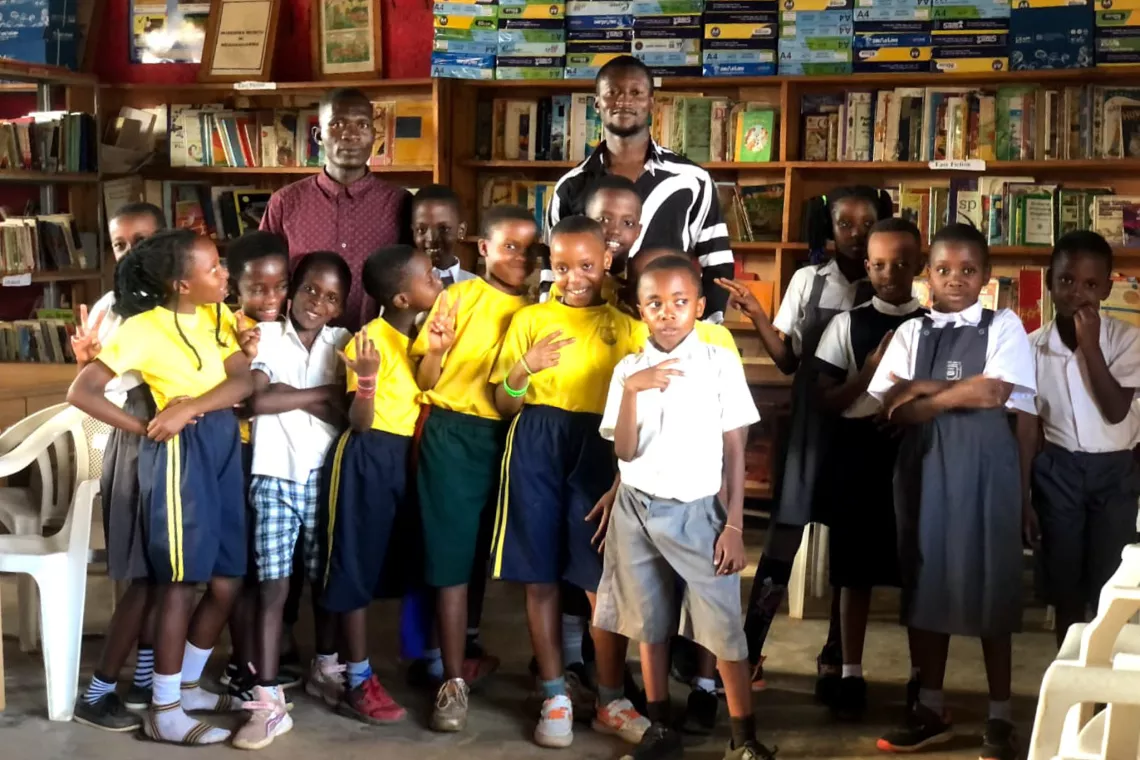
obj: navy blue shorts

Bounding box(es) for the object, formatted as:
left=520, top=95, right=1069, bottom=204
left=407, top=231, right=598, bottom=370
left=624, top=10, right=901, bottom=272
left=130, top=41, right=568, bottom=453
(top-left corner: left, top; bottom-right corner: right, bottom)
left=137, top=408, right=246, bottom=583
left=318, top=428, right=413, bottom=613
left=491, top=405, right=615, bottom=592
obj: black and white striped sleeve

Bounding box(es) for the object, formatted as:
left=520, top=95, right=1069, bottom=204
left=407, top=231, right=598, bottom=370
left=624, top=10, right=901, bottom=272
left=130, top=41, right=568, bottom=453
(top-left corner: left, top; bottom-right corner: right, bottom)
left=690, top=170, right=734, bottom=322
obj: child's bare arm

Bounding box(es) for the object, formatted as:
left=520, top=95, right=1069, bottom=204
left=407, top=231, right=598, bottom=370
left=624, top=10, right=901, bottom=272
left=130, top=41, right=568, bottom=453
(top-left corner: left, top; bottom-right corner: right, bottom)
left=714, top=425, right=748, bottom=575
left=67, top=361, right=148, bottom=437
left=248, top=370, right=339, bottom=416
left=889, top=377, right=1012, bottom=425
left=612, top=387, right=641, bottom=462
left=417, top=351, right=445, bottom=391
left=715, top=278, right=796, bottom=374
left=492, top=331, right=575, bottom=417
left=417, top=292, right=460, bottom=391
left=1074, top=307, right=1133, bottom=424
left=819, top=330, right=895, bottom=414
left=1015, top=410, right=1041, bottom=547
left=146, top=353, right=255, bottom=442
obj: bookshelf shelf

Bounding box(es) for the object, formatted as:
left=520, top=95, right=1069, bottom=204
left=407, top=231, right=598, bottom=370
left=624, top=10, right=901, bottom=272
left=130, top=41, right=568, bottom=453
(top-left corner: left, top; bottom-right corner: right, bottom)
left=119, top=165, right=435, bottom=177
left=0, top=60, right=96, bottom=87
left=98, top=78, right=435, bottom=93
left=789, top=159, right=1140, bottom=173
left=28, top=270, right=102, bottom=283
left=0, top=171, right=100, bottom=184
left=463, top=160, right=578, bottom=169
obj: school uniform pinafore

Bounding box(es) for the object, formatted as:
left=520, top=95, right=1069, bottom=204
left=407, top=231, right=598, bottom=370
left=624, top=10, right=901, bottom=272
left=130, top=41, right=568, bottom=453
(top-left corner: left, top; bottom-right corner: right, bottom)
left=893, top=309, right=1023, bottom=637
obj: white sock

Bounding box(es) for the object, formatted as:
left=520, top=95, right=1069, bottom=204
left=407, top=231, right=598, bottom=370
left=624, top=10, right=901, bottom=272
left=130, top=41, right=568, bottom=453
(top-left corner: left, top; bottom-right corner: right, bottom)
left=149, top=673, right=229, bottom=745
left=692, top=677, right=717, bottom=694
left=561, top=614, right=586, bottom=667
left=181, top=642, right=212, bottom=684
left=918, top=688, right=944, bottom=715
left=153, top=672, right=181, bottom=706
left=842, top=664, right=863, bottom=679
left=989, top=700, right=1012, bottom=722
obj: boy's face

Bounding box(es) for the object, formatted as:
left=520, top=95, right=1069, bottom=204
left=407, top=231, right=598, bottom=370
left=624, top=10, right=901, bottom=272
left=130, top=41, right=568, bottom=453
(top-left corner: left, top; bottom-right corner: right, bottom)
left=865, top=231, right=921, bottom=305
left=480, top=219, right=537, bottom=290
left=291, top=263, right=345, bottom=331
left=413, top=200, right=465, bottom=271
left=624, top=247, right=674, bottom=308
left=109, top=213, right=160, bottom=261
left=831, top=197, right=878, bottom=261
left=396, top=252, right=443, bottom=313
left=1049, top=251, right=1112, bottom=318
left=929, top=242, right=988, bottom=314
left=550, top=231, right=611, bottom=308
left=236, top=256, right=289, bottom=322
left=178, top=239, right=229, bottom=306
left=586, top=188, right=642, bottom=264
left=638, top=268, right=704, bottom=352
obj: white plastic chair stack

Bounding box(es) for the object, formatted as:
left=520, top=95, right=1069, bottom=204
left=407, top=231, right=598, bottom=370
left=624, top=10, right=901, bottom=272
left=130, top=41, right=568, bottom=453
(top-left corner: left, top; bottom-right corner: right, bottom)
left=1028, top=544, right=1140, bottom=760
left=0, top=406, right=100, bottom=721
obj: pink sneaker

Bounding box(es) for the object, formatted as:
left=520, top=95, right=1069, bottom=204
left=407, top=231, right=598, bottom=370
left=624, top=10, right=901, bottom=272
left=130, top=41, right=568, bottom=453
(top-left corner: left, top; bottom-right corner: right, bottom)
left=232, top=685, right=292, bottom=750
left=305, top=657, right=345, bottom=708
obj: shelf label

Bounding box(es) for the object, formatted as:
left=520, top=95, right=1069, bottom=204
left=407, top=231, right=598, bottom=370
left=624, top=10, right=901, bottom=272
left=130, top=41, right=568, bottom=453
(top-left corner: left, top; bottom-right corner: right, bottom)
left=928, top=159, right=986, bottom=171
left=234, top=81, right=278, bottom=91
left=652, top=76, right=663, bottom=87
left=2, top=273, right=32, bottom=287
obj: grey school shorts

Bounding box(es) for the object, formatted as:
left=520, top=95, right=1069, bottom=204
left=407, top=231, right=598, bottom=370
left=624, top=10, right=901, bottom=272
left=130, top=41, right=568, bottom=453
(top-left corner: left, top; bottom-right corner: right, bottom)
left=593, top=483, right=748, bottom=662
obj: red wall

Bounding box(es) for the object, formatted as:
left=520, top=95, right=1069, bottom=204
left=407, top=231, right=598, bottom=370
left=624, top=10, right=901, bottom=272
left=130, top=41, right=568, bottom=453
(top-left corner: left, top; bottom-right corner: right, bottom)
left=95, top=0, right=432, bottom=84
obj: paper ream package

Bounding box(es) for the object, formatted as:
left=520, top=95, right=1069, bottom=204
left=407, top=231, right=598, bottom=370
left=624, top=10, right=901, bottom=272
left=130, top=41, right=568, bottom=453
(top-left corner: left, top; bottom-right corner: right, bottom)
left=434, top=39, right=500, bottom=53
left=498, top=40, right=569, bottom=53
left=932, top=54, right=1008, bottom=68
left=497, top=3, right=567, bottom=19
left=703, top=47, right=779, bottom=60
left=631, top=36, right=702, bottom=51
left=632, top=50, right=702, bottom=64
left=566, top=0, right=632, bottom=12
left=706, top=21, right=781, bottom=36
left=431, top=63, right=497, bottom=78
left=494, top=66, right=567, bottom=78
left=566, top=14, right=635, bottom=28
left=635, top=13, right=704, bottom=25
left=703, top=61, right=780, bottom=72
left=854, top=44, right=934, bottom=59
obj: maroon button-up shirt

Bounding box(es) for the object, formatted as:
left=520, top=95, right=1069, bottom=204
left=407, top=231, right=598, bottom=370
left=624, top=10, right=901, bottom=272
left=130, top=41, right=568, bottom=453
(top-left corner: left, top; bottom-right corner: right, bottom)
left=260, top=171, right=412, bottom=331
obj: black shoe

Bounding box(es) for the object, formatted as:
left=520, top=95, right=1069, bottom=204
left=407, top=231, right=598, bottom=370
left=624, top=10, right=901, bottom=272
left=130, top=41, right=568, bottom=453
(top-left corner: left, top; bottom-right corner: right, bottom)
left=814, top=649, right=842, bottom=706
left=621, top=722, right=684, bottom=760
left=681, top=688, right=718, bottom=735
left=877, top=703, right=953, bottom=752
left=73, top=693, right=143, bottom=732
left=219, top=661, right=239, bottom=687
left=724, top=739, right=779, bottom=760
left=624, top=665, right=648, bottom=716
left=670, top=638, right=699, bottom=686
left=123, top=684, right=151, bottom=710
left=980, top=719, right=1017, bottom=760
left=832, top=676, right=867, bottom=721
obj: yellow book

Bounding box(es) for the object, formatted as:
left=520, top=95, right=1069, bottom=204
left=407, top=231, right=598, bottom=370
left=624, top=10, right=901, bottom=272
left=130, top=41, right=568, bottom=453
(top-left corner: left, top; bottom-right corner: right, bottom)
left=392, top=100, right=436, bottom=166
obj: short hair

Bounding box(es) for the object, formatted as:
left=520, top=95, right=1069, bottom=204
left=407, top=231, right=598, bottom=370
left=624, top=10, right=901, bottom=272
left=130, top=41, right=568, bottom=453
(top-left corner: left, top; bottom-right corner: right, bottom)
left=319, top=87, right=371, bottom=116
left=412, top=184, right=461, bottom=216
left=363, top=244, right=419, bottom=308
left=550, top=215, right=605, bottom=243
left=584, top=175, right=641, bottom=212
left=480, top=205, right=536, bottom=238
left=639, top=253, right=701, bottom=293
left=111, top=202, right=167, bottom=230
left=869, top=217, right=922, bottom=248
left=930, top=222, right=990, bottom=265
left=224, top=231, right=289, bottom=290
left=596, top=55, right=654, bottom=94
left=1052, top=230, right=1113, bottom=272
left=806, top=185, right=894, bottom=251
left=290, top=251, right=352, bottom=301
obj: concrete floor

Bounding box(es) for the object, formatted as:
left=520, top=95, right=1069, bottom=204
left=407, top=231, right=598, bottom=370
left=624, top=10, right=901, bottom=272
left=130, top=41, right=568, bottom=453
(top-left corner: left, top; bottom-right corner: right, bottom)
left=0, top=534, right=1059, bottom=760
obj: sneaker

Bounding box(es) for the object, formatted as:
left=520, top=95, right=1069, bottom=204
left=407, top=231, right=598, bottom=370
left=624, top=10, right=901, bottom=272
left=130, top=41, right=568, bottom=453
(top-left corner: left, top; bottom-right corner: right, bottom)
left=123, top=684, right=151, bottom=711
left=220, top=662, right=239, bottom=687
left=534, top=694, right=574, bottom=748
left=338, top=674, right=407, bottom=725
left=877, top=704, right=954, bottom=752
left=430, top=678, right=469, bottom=733
left=73, top=693, right=143, bottom=732
left=593, top=697, right=651, bottom=744
left=681, top=688, right=718, bottom=736
left=305, top=657, right=346, bottom=708
left=620, top=722, right=683, bottom=760
left=565, top=663, right=597, bottom=719
left=815, top=648, right=842, bottom=707
left=232, top=685, right=293, bottom=750
left=229, top=664, right=295, bottom=710
left=724, top=739, right=779, bottom=760
left=832, top=677, right=867, bottom=721
left=980, top=719, right=1017, bottom=760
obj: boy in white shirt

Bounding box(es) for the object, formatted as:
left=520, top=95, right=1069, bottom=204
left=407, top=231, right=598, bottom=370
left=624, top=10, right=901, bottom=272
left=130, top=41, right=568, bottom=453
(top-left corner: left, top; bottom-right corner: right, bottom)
left=594, top=255, right=774, bottom=760
left=233, top=252, right=352, bottom=750
left=414, top=184, right=477, bottom=286
left=1015, top=230, right=1140, bottom=648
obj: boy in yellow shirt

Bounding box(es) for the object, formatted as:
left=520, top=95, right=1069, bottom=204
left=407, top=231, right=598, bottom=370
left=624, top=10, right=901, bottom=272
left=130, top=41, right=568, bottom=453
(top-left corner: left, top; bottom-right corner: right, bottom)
left=491, top=216, right=649, bottom=749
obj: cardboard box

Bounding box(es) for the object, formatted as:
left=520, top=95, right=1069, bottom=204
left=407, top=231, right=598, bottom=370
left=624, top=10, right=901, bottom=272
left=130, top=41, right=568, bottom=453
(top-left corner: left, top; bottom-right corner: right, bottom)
left=497, top=3, right=566, bottom=19
left=931, top=54, right=1008, bottom=68
left=702, top=46, right=779, bottom=60
left=430, top=63, right=496, bottom=78
left=632, top=50, right=701, bottom=63
left=703, top=60, right=778, bottom=73
left=854, top=43, right=934, bottom=59
left=494, top=65, right=566, bottom=78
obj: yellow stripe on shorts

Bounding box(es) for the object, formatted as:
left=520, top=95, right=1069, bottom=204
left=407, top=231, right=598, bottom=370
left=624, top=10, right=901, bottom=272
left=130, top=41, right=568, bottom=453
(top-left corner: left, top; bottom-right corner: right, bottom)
left=323, top=431, right=351, bottom=589
left=165, top=434, right=184, bottom=582
left=491, top=413, right=522, bottom=579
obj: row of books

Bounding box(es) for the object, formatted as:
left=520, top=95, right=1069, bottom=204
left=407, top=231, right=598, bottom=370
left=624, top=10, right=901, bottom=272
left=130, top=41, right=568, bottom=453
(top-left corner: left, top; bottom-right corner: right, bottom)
left=0, top=111, right=97, bottom=173
left=167, top=100, right=435, bottom=169
left=0, top=315, right=77, bottom=365
left=718, top=183, right=784, bottom=242
left=802, top=84, right=1140, bottom=162
left=102, top=177, right=270, bottom=242
left=0, top=213, right=95, bottom=275
left=478, top=176, right=557, bottom=237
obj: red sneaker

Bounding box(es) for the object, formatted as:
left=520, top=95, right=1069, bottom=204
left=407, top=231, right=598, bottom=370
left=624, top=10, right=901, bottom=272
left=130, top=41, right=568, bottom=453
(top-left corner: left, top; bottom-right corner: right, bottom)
left=338, top=674, right=407, bottom=725
left=461, top=654, right=500, bottom=690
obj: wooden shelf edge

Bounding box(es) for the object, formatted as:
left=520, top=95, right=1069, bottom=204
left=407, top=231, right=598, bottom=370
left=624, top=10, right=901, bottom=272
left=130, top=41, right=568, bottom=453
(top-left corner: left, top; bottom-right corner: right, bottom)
left=27, top=270, right=102, bottom=283
left=109, top=165, right=434, bottom=177
left=0, top=171, right=99, bottom=184
left=744, top=482, right=772, bottom=500
left=790, top=159, right=1140, bottom=171
left=100, top=78, right=435, bottom=92
left=0, top=60, right=95, bottom=86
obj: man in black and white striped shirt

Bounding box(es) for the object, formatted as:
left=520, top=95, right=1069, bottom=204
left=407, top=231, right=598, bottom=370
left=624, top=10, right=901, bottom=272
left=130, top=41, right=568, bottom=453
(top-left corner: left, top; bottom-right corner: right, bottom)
left=544, top=56, right=735, bottom=322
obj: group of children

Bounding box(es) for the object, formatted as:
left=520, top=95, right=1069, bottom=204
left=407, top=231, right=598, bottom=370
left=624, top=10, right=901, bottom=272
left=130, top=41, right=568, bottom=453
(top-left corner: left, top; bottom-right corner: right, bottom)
left=59, top=172, right=1138, bottom=760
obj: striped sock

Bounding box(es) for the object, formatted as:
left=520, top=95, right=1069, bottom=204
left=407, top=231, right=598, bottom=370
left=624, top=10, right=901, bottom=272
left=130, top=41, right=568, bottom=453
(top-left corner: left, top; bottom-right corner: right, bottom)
left=346, top=659, right=372, bottom=689
left=134, top=648, right=155, bottom=689
left=83, top=674, right=116, bottom=704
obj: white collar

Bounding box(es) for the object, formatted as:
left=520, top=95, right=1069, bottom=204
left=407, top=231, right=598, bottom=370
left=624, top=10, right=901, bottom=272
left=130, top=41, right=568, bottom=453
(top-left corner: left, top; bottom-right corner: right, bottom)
left=283, top=318, right=337, bottom=349
left=1043, top=314, right=1108, bottom=356
left=928, top=301, right=984, bottom=327
left=437, top=261, right=461, bottom=279
left=643, top=327, right=700, bottom=361
left=817, top=259, right=864, bottom=288
left=872, top=296, right=921, bottom=316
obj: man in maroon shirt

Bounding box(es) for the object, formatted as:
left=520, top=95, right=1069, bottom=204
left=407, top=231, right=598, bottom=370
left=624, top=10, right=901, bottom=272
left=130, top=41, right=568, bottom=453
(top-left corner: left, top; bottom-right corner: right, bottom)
left=261, top=87, right=412, bottom=331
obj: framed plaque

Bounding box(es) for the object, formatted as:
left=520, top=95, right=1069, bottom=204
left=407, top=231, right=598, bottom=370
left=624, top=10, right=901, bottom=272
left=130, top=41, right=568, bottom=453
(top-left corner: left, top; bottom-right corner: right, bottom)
left=311, top=0, right=384, bottom=80
left=198, top=0, right=281, bottom=82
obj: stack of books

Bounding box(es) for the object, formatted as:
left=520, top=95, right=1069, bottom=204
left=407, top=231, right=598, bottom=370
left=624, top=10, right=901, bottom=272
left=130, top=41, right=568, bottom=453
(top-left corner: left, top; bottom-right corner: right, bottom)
left=431, top=0, right=499, bottom=79
left=631, top=0, right=705, bottom=76
left=927, top=0, right=1009, bottom=72
left=566, top=1, right=634, bottom=78
left=0, top=0, right=83, bottom=69
left=0, top=313, right=78, bottom=365
left=853, top=0, right=933, bottom=73
left=0, top=110, right=96, bottom=173
left=778, top=0, right=854, bottom=75
left=702, top=0, right=779, bottom=75
left=1094, top=0, right=1140, bottom=66
left=496, top=0, right=567, bottom=78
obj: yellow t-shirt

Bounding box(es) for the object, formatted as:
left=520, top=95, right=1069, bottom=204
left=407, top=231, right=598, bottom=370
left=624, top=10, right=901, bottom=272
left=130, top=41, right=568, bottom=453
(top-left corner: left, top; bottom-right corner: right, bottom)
left=410, top=278, right=526, bottom=419
left=549, top=275, right=622, bottom=308
left=491, top=300, right=640, bottom=415
left=345, top=317, right=420, bottom=437
left=631, top=320, right=741, bottom=360
left=236, top=311, right=256, bottom=444
left=98, top=305, right=242, bottom=411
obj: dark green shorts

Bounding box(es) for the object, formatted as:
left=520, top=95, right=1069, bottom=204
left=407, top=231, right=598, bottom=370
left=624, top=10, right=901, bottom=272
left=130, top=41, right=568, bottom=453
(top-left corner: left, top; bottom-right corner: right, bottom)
left=418, top=407, right=508, bottom=588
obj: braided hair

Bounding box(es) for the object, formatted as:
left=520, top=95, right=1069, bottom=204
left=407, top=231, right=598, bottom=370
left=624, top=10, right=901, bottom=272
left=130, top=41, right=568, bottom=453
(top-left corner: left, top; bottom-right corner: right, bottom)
left=112, top=229, right=225, bottom=370
left=804, top=185, right=894, bottom=264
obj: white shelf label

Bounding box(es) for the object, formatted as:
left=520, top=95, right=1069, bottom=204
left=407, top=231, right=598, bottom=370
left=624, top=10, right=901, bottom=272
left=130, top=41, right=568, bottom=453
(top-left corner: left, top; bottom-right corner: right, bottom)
left=653, top=76, right=663, bottom=87
left=234, top=81, right=278, bottom=91
left=3, top=273, right=32, bottom=287
left=928, top=159, right=986, bottom=171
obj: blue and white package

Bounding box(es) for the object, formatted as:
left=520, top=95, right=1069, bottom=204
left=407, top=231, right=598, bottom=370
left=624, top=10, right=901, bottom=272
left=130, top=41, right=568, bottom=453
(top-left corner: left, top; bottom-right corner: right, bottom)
left=854, top=30, right=933, bottom=45
left=431, top=51, right=498, bottom=67
left=702, top=47, right=778, bottom=61
left=702, top=61, right=779, bottom=72
left=632, top=50, right=702, bottom=63
left=434, top=38, right=500, bottom=54
left=431, top=63, right=496, bottom=78
left=567, top=14, right=635, bottom=28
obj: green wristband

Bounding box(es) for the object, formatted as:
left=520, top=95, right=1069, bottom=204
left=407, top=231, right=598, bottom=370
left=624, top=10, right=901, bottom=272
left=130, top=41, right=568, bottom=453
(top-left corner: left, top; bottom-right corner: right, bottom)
left=503, top=376, right=529, bottom=398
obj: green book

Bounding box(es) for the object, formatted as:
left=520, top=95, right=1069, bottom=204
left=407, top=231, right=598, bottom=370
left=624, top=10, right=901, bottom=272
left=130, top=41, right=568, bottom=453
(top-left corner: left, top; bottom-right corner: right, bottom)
left=734, top=110, right=776, bottom=162
left=682, top=98, right=712, bottom=163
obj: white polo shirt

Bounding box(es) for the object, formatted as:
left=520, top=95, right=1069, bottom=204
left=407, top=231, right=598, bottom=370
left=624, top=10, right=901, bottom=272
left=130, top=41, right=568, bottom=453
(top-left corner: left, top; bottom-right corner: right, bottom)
left=772, top=259, right=870, bottom=358
left=867, top=302, right=1037, bottom=411
left=250, top=320, right=351, bottom=483
left=599, top=330, right=760, bottom=503
left=89, top=292, right=143, bottom=405
left=1017, top=317, right=1140, bottom=453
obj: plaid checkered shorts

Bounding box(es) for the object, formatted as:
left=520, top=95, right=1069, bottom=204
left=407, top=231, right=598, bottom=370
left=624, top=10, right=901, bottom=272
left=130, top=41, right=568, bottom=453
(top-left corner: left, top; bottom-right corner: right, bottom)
left=250, top=469, right=321, bottom=582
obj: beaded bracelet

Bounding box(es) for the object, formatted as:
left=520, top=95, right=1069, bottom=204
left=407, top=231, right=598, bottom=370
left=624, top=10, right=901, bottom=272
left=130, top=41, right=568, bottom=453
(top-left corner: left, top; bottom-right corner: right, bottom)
left=502, top=376, right=529, bottom=398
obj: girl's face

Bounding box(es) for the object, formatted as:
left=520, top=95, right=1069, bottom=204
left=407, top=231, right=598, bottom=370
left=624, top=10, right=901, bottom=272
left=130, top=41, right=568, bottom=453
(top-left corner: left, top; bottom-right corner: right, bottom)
left=397, top=252, right=444, bottom=313
left=831, top=197, right=878, bottom=260
left=109, top=213, right=161, bottom=261
left=179, top=238, right=229, bottom=306
left=291, top=263, right=346, bottom=331
left=929, top=241, right=988, bottom=313
left=236, top=256, right=289, bottom=323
